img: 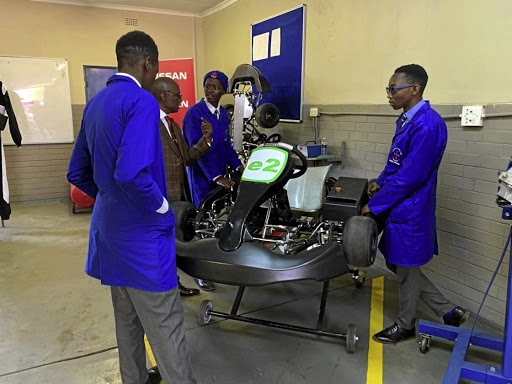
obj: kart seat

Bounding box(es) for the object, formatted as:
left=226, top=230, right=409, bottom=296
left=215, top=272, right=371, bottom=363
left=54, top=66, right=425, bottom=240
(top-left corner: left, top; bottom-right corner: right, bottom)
left=285, top=165, right=332, bottom=212
left=176, top=238, right=350, bottom=287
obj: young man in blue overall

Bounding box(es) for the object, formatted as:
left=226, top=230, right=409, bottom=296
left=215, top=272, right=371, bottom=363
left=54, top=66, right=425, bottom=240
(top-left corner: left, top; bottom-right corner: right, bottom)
left=67, top=31, right=196, bottom=383
left=362, top=64, right=469, bottom=344
left=182, top=70, right=244, bottom=291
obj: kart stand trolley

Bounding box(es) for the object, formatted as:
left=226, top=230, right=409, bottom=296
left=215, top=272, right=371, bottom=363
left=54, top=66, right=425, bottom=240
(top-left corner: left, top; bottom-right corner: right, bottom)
left=418, top=206, right=512, bottom=383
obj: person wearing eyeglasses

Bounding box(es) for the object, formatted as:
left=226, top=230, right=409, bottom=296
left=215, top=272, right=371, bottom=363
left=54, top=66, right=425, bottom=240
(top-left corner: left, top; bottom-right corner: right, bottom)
left=152, top=77, right=212, bottom=206
left=182, top=70, right=244, bottom=291
left=362, top=64, right=468, bottom=344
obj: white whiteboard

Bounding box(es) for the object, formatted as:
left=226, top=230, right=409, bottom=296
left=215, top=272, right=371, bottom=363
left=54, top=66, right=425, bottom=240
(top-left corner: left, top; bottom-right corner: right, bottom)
left=0, top=56, right=73, bottom=145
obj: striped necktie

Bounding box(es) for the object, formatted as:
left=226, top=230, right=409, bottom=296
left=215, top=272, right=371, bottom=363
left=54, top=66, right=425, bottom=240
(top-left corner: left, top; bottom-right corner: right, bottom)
left=397, top=113, right=407, bottom=127
left=214, top=109, right=219, bottom=120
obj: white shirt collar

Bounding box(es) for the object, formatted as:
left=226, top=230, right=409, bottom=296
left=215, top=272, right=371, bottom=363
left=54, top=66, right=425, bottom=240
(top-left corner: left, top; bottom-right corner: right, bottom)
left=116, top=72, right=141, bottom=88
left=204, top=99, right=219, bottom=115
left=159, top=109, right=172, bottom=136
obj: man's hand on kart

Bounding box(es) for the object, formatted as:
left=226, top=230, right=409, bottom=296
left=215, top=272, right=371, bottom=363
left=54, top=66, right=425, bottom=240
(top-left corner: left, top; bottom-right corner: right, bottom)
left=215, top=176, right=235, bottom=189
left=200, top=118, right=213, bottom=142
left=367, top=180, right=381, bottom=198
left=361, top=204, right=372, bottom=215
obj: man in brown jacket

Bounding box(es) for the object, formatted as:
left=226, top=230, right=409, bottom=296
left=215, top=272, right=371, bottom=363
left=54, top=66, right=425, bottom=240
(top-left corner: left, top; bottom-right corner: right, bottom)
left=152, top=77, right=212, bottom=203
left=146, top=76, right=212, bottom=384
left=152, top=77, right=212, bottom=295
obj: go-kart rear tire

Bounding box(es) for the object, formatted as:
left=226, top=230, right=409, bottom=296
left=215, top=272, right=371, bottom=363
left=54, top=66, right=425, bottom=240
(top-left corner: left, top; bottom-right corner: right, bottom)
left=199, top=300, right=213, bottom=325
left=255, top=103, right=280, bottom=128
left=222, top=104, right=234, bottom=122
left=342, top=216, right=378, bottom=268
left=171, top=201, right=197, bottom=242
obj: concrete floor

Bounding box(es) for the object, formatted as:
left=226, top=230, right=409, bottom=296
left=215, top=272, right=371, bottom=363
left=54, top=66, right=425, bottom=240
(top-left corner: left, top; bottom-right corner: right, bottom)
left=0, top=200, right=505, bottom=384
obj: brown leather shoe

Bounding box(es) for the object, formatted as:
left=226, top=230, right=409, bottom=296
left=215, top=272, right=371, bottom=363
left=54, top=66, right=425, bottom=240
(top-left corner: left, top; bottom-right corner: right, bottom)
left=179, top=281, right=200, bottom=297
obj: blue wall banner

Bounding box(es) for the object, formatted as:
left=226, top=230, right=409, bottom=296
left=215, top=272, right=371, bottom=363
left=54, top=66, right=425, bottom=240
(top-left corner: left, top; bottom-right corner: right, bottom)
left=251, top=5, right=306, bottom=122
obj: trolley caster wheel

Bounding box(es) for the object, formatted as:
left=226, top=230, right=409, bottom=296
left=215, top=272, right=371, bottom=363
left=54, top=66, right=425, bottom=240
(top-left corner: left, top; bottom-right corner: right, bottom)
left=354, top=276, right=366, bottom=288
left=351, top=270, right=367, bottom=288
left=346, top=324, right=357, bottom=353
left=198, top=300, right=213, bottom=325
left=419, top=335, right=431, bottom=354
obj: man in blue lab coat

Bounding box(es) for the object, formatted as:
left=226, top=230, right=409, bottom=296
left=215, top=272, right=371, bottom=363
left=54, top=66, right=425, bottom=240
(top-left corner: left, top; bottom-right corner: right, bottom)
left=182, top=70, right=244, bottom=291
left=182, top=70, right=243, bottom=206
left=67, top=31, right=196, bottom=383
left=362, top=64, right=469, bottom=344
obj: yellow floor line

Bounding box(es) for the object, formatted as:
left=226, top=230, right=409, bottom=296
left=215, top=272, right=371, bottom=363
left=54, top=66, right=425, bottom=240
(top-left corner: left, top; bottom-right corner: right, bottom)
left=367, top=276, right=384, bottom=384
left=144, top=334, right=157, bottom=367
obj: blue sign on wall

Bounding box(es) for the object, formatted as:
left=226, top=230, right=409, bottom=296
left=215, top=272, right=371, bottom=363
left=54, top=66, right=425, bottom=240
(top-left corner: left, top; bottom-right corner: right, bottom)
left=251, top=6, right=305, bottom=122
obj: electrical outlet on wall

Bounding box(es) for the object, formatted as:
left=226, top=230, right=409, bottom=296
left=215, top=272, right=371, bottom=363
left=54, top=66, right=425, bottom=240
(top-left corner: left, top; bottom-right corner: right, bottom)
left=310, top=107, right=319, bottom=117
left=460, top=105, right=485, bottom=127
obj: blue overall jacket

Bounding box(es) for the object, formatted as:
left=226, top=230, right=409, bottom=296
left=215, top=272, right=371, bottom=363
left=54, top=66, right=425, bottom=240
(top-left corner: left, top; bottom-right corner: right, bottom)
left=67, top=75, right=177, bottom=292
left=182, top=99, right=242, bottom=207
left=368, top=101, right=447, bottom=266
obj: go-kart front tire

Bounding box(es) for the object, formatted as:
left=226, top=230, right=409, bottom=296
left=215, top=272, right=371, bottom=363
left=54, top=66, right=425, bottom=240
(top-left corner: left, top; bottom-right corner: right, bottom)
left=171, top=201, right=197, bottom=242
left=342, top=216, right=378, bottom=268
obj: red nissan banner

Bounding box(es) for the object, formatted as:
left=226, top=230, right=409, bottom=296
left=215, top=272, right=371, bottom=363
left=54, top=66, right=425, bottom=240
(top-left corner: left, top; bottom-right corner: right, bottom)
left=156, top=58, right=196, bottom=127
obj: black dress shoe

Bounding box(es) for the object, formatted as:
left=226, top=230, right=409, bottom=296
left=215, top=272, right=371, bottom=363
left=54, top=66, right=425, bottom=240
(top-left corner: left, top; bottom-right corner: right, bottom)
left=373, top=323, right=416, bottom=344
left=147, top=366, right=162, bottom=384
left=179, top=281, right=200, bottom=297
left=195, top=278, right=215, bottom=291
left=443, top=306, right=469, bottom=327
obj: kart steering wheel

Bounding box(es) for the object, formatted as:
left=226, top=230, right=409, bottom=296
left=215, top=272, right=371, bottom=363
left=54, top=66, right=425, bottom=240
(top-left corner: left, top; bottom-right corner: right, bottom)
left=262, top=142, right=307, bottom=179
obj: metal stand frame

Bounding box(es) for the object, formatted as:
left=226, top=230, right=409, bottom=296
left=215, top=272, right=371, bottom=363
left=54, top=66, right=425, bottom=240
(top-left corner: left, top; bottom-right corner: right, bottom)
left=418, top=215, right=512, bottom=383
left=202, top=281, right=358, bottom=353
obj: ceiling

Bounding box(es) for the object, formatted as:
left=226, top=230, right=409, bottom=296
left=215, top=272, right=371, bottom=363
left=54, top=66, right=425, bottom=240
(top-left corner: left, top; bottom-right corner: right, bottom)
left=30, top=0, right=238, bottom=16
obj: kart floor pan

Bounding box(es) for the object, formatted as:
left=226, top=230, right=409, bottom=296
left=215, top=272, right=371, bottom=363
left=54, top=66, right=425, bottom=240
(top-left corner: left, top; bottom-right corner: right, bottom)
left=176, top=238, right=350, bottom=286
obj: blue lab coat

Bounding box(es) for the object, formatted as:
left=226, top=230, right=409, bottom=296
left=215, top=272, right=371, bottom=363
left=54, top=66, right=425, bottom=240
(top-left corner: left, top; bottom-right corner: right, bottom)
left=182, top=99, right=242, bottom=207
left=368, top=101, right=447, bottom=266
left=67, top=75, right=177, bottom=292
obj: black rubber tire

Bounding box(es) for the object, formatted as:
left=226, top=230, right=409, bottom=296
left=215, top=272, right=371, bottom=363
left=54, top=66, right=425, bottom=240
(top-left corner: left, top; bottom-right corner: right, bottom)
left=255, top=103, right=280, bottom=128
left=170, top=201, right=197, bottom=242
left=346, top=324, right=357, bottom=353
left=198, top=300, right=213, bottom=325
left=222, top=104, right=234, bottom=122
left=342, top=216, right=378, bottom=267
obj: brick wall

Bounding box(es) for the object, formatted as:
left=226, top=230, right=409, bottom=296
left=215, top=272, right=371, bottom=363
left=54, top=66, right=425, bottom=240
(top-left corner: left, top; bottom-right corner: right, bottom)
left=276, top=104, right=511, bottom=326
left=3, top=105, right=83, bottom=202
